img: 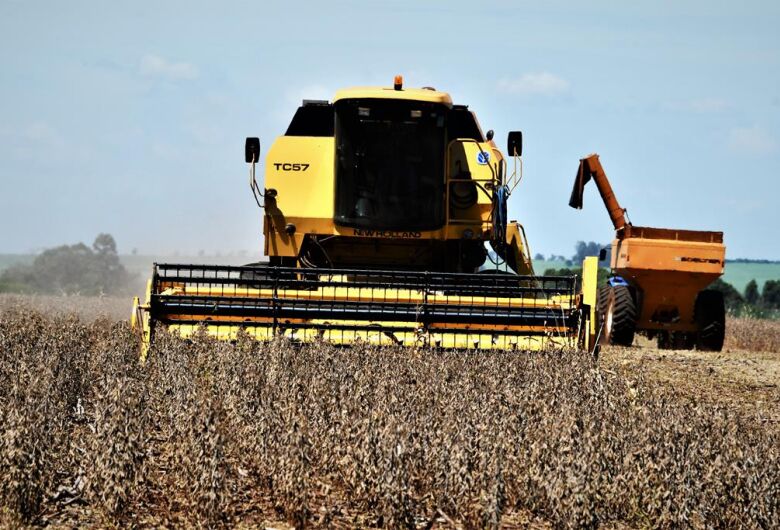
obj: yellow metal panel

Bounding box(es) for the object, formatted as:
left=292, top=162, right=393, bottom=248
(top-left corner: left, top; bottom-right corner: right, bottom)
left=456, top=142, right=499, bottom=207
left=264, top=136, right=335, bottom=256
left=612, top=238, right=725, bottom=274
left=158, top=282, right=576, bottom=311
left=164, top=324, right=574, bottom=351
left=130, top=297, right=138, bottom=329
left=133, top=279, right=153, bottom=363
left=581, top=256, right=598, bottom=349
left=505, top=222, right=534, bottom=275
left=264, top=230, right=303, bottom=257
left=265, top=136, right=335, bottom=219
left=446, top=139, right=502, bottom=232
left=333, top=87, right=453, bottom=106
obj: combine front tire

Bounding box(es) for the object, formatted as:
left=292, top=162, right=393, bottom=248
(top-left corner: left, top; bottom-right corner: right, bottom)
left=602, top=285, right=637, bottom=346
left=695, top=290, right=725, bottom=351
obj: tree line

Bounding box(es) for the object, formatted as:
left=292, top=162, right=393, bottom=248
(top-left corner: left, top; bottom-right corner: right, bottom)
left=709, top=278, right=780, bottom=317
left=534, top=241, right=611, bottom=266
left=0, top=234, right=133, bottom=296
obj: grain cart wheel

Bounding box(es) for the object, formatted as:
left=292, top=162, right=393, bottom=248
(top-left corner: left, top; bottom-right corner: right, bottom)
left=657, top=331, right=695, bottom=350
left=673, top=332, right=696, bottom=350
left=604, top=285, right=637, bottom=346
left=695, top=290, right=725, bottom=351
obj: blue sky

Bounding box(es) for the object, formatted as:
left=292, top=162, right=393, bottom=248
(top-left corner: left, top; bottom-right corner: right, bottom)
left=1, top=1, right=778, bottom=259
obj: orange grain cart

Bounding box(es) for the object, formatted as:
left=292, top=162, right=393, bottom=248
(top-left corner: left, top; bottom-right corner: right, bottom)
left=570, top=154, right=726, bottom=351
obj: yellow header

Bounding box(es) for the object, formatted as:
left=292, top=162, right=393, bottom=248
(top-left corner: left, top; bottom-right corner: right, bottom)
left=333, top=86, right=453, bottom=106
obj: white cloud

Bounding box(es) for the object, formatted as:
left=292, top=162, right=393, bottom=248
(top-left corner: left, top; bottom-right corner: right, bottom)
left=664, top=97, right=729, bottom=113
left=187, top=122, right=224, bottom=145
left=0, top=121, right=80, bottom=162
left=728, top=126, right=777, bottom=155
left=497, top=72, right=570, bottom=96
left=23, top=121, right=60, bottom=143
left=140, top=54, right=198, bottom=81
left=150, top=141, right=183, bottom=160
left=687, top=97, right=729, bottom=113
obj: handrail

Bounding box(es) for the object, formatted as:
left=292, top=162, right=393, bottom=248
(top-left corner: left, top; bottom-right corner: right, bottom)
left=506, top=153, right=523, bottom=194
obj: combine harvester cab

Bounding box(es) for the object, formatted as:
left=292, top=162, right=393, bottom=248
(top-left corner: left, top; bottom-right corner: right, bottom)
left=570, top=154, right=726, bottom=351
left=133, top=77, right=599, bottom=357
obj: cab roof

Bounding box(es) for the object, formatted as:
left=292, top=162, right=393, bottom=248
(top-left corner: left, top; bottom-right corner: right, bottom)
left=333, top=86, right=453, bottom=107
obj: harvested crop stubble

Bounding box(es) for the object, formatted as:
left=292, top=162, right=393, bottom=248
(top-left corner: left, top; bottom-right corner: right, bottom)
left=725, top=317, right=780, bottom=353
left=0, top=309, right=778, bottom=529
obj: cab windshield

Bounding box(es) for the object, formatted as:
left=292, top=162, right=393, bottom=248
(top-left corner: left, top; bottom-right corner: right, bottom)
left=334, top=99, right=446, bottom=230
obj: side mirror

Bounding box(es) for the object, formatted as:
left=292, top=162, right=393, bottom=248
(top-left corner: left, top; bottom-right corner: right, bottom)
left=486, top=129, right=494, bottom=141
left=599, top=248, right=608, bottom=262
left=245, top=137, right=260, bottom=163
left=507, top=131, right=522, bottom=157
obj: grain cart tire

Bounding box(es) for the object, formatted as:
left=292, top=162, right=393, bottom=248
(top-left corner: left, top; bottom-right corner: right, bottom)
left=656, top=331, right=672, bottom=349
left=673, top=332, right=696, bottom=350
left=657, top=331, right=695, bottom=350
left=695, top=290, right=725, bottom=351
left=604, top=285, right=637, bottom=346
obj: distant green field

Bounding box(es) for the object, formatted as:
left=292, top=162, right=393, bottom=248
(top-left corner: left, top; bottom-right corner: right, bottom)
left=722, top=262, right=780, bottom=292
left=532, top=259, right=779, bottom=294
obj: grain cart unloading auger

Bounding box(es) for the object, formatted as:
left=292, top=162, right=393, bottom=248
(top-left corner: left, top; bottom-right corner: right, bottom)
left=570, top=154, right=726, bottom=351
left=132, top=77, right=599, bottom=358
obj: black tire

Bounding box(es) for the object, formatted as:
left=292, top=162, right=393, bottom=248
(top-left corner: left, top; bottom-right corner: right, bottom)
left=597, top=285, right=610, bottom=315
left=658, top=331, right=695, bottom=350
left=695, top=290, right=725, bottom=351
left=604, top=285, right=637, bottom=346
left=673, top=332, right=695, bottom=350
left=657, top=331, right=672, bottom=349
left=239, top=261, right=271, bottom=282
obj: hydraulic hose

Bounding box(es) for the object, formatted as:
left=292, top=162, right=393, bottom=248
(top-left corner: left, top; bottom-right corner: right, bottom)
left=491, top=184, right=509, bottom=248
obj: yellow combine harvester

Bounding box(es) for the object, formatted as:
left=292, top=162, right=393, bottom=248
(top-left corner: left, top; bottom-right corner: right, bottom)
left=132, top=76, right=599, bottom=357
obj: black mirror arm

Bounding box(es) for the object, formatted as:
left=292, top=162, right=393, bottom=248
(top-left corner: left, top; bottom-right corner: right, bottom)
left=245, top=137, right=263, bottom=208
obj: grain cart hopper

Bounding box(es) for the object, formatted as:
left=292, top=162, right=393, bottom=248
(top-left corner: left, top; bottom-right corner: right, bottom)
left=569, top=153, right=726, bottom=351
left=132, top=77, right=600, bottom=357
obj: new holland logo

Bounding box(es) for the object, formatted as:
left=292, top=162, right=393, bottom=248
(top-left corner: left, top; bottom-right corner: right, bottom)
left=476, top=151, right=490, bottom=165
left=353, top=229, right=422, bottom=239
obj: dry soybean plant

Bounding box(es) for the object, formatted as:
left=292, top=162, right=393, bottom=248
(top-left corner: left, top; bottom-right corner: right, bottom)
left=725, top=317, right=780, bottom=353
left=0, top=306, right=778, bottom=528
